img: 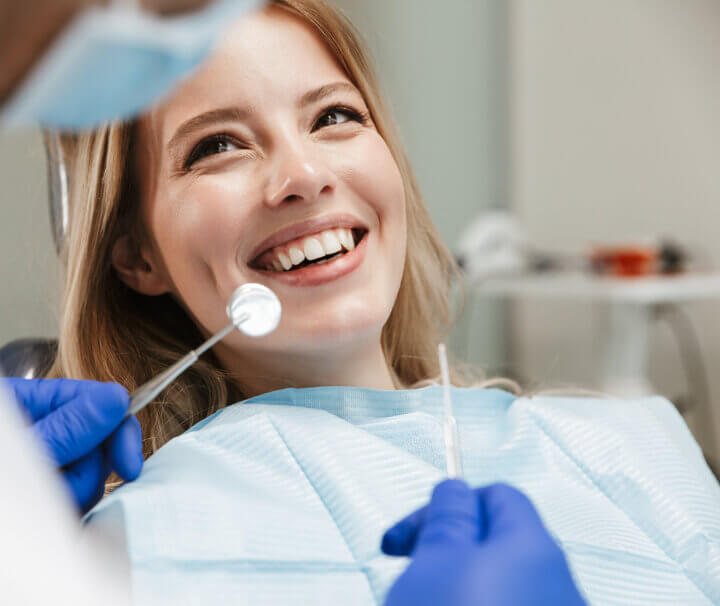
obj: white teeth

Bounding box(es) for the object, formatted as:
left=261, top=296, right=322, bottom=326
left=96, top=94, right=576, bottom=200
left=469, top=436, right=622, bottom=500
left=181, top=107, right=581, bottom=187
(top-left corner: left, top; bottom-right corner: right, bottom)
left=260, top=227, right=362, bottom=271
left=303, top=237, right=325, bottom=261
left=321, top=230, right=342, bottom=255
left=337, top=228, right=355, bottom=251
left=288, top=246, right=305, bottom=266
left=277, top=252, right=292, bottom=270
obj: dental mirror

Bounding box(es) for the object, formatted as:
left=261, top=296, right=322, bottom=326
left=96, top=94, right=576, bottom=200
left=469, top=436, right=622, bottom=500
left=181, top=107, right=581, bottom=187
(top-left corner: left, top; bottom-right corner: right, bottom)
left=227, top=282, right=281, bottom=337
left=128, top=283, right=281, bottom=417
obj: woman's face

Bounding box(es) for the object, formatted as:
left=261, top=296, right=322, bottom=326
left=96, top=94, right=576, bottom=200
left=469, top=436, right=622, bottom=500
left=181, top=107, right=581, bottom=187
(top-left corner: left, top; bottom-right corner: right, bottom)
left=127, top=8, right=407, bottom=360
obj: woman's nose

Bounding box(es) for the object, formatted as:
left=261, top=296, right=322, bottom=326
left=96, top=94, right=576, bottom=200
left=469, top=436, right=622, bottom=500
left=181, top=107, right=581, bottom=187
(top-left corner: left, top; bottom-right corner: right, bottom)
left=265, top=144, right=336, bottom=208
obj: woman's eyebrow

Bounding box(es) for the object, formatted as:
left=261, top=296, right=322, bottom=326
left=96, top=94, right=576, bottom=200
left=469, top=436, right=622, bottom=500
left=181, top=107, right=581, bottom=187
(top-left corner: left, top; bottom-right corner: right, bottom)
left=166, top=83, right=359, bottom=157
left=167, top=107, right=250, bottom=156
left=298, top=81, right=359, bottom=107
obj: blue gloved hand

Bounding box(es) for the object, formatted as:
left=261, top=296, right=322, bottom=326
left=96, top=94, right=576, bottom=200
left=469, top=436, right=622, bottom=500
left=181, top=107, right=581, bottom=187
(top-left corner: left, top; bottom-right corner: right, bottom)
left=382, top=479, right=586, bottom=606
left=2, top=378, right=144, bottom=513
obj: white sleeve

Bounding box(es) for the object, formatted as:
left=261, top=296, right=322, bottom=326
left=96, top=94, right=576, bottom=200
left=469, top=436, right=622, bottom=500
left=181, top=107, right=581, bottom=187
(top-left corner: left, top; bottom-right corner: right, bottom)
left=0, top=384, right=131, bottom=605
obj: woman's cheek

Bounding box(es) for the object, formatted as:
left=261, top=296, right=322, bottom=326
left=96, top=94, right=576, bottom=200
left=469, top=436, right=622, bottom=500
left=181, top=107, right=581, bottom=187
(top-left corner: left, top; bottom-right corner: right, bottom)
left=334, top=134, right=406, bottom=220
left=164, top=179, right=253, bottom=252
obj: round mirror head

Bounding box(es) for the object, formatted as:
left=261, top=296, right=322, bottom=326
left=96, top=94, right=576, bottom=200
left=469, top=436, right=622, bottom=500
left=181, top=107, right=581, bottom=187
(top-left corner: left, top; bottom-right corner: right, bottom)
left=226, top=283, right=281, bottom=338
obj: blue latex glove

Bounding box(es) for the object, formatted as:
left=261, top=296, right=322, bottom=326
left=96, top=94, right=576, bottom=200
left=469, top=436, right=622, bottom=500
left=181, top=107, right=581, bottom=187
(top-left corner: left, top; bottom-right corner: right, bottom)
left=382, top=480, right=586, bottom=606
left=2, top=378, right=143, bottom=513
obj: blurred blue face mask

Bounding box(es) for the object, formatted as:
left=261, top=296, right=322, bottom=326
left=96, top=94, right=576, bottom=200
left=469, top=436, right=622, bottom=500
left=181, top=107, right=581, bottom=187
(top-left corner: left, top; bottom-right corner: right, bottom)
left=0, top=0, right=264, bottom=130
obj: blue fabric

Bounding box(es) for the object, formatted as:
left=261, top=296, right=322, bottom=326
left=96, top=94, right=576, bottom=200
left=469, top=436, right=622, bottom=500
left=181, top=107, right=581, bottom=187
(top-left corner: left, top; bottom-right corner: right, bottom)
left=85, top=386, right=720, bottom=605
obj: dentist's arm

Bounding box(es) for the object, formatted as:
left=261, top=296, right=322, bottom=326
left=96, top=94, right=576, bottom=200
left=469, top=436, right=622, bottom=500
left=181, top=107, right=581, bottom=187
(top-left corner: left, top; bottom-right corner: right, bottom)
left=2, top=377, right=143, bottom=513
left=0, top=383, right=132, bottom=605
left=382, top=480, right=587, bottom=606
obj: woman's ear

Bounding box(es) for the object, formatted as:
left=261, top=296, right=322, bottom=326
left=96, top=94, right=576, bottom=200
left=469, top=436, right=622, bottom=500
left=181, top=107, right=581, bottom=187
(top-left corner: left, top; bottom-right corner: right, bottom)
left=111, top=234, right=170, bottom=296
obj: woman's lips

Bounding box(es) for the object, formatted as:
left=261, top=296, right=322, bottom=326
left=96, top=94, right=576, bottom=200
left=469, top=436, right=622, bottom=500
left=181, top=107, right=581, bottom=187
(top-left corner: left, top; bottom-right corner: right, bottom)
left=251, top=231, right=368, bottom=287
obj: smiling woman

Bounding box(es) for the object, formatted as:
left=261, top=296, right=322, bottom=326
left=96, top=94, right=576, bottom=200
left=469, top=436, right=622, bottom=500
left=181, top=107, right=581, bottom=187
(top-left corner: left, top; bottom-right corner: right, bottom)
left=45, top=1, right=720, bottom=604
left=49, top=0, right=455, bottom=453
left=111, top=5, right=413, bottom=399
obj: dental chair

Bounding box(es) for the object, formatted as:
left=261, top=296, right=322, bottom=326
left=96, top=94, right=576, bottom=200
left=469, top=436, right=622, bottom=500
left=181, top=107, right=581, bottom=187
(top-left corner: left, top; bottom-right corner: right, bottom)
left=0, top=133, right=66, bottom=379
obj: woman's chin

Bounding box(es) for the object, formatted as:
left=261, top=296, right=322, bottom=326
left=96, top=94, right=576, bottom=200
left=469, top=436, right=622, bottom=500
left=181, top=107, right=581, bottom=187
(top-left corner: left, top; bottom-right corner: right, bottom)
left=255, top=314, right=388, bottom=353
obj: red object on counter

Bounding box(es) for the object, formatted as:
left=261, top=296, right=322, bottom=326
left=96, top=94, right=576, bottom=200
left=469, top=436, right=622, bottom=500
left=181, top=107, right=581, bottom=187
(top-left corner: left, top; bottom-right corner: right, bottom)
left=590, top=246, right=658, bottom=277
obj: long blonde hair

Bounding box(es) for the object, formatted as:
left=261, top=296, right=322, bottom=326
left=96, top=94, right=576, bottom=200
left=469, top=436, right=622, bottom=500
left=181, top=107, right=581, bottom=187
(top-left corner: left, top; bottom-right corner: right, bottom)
left=48, top=0, right=463, bottom=457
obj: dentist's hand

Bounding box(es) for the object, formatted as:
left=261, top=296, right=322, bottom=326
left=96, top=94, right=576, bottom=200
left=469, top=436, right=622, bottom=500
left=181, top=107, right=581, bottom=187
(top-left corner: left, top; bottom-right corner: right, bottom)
left=382, top=480, right=586, bottom=606
left=3, top=378, right=143, bottom=513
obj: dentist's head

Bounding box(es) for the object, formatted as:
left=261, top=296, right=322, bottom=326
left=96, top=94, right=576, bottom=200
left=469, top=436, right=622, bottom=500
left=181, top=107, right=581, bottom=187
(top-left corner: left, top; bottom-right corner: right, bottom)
left=0, top=0, right=258, bottom=130
left=50, top=0, right=456, bottom=454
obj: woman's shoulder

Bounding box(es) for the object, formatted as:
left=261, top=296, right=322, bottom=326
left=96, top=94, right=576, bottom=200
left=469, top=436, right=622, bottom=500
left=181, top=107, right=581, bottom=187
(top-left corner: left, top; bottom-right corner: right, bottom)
left=515, top=392, right=702, bottom=456
left=514, top=393, right=720, bottom=512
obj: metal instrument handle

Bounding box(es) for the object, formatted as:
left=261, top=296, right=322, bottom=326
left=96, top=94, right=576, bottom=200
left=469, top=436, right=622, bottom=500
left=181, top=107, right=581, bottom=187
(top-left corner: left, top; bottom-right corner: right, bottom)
left=127, top=316, right=245, bottom=417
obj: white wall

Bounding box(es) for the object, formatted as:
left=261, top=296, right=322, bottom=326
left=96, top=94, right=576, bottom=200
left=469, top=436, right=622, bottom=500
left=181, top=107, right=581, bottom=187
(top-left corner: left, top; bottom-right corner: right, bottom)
left=509, top=0, right=720, bottom=456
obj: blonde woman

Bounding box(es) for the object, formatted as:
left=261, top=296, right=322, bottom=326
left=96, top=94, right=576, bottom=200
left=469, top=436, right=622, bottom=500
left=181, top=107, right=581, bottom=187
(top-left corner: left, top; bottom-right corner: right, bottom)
left=27, top=0, right=720, bottom=604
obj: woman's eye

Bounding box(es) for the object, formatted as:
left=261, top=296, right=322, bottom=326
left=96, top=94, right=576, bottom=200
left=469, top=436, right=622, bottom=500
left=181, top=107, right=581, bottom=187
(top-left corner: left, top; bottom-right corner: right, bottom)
left=185, top=135, right=240, bottom=168
left=313, top=107, right=365, bottom=131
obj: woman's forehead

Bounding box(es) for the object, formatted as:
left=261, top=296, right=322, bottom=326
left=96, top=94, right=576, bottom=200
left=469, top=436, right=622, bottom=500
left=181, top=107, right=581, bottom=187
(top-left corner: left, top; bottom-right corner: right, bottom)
left=155, top=8, right=353, bottom=140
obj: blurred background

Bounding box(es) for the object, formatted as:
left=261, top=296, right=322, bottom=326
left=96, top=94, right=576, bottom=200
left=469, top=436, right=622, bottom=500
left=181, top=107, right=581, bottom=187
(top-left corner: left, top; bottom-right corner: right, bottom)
left=2, top=0, right=720, bottom=464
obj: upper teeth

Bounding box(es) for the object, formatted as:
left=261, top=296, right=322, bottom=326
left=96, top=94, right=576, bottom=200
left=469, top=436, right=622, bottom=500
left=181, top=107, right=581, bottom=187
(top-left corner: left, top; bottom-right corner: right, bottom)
left=259, top=228, right=357, bottom=272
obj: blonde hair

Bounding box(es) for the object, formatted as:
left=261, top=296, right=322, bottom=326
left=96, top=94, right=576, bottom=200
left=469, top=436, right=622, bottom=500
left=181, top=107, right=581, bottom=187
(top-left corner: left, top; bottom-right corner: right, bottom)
left=48, top=0, right=474, bottom=457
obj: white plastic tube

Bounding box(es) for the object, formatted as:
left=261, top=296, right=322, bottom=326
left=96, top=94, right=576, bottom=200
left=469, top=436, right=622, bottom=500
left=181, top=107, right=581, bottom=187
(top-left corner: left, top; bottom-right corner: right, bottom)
left=438, top=344, right=463, bottom=478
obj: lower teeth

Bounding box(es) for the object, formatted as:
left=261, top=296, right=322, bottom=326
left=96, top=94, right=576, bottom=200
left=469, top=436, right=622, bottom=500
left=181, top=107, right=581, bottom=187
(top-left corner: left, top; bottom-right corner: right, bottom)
left=270, top=251, right=346, bottom=272
left=311, top=252, right=345, bottom=266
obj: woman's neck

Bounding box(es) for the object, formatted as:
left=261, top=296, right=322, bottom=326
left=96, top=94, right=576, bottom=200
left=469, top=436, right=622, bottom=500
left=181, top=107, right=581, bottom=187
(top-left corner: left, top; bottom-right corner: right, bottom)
left=215, top=339, right=397, bottom=399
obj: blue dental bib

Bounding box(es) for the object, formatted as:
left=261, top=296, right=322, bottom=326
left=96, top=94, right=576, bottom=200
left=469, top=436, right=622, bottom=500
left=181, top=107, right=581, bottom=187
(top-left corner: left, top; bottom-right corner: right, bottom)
left=86, top=386, right=720, bottom=605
